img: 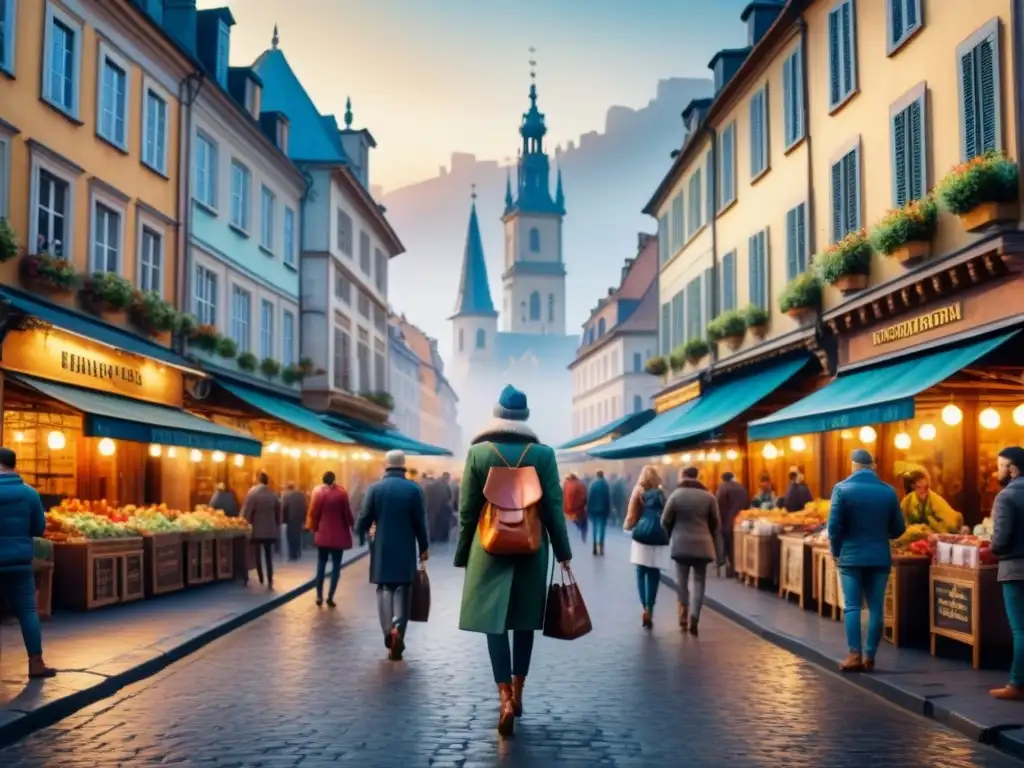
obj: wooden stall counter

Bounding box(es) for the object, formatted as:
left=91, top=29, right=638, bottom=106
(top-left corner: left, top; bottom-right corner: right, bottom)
left=732, top=528, right=748, bottom=582
left=779, top=533, right=814, bottom=609
left=930, top=563, right=1010, bottom=669
left=743, top=533, right=779, bottom=589
left=183, top=531, right=216, bottom=586
left=884, top=555, right=930, bottom=648
left=52, top=538, right=144, bottom=611
left=143, top=532, right=184, bottom=597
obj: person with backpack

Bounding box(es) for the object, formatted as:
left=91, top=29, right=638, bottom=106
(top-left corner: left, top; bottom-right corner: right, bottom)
left=623, top=464, right=669, bottom=630
left=454, top=385, right=573, bottom=739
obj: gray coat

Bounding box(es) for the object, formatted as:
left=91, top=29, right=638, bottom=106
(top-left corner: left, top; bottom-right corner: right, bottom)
left=355, top=468, right=429, bottom=585
left=282, top=490, right=307, bottom=530
left=209, top=489, right=240, bottom=518
left=992, top=476, right=1024, bottom=582
left=242, top=484, right=282, bottom=542
left=662, top=482, right=722, bottom=563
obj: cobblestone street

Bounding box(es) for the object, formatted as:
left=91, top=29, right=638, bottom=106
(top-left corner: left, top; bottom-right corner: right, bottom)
left=0, top=532, right=1021, bottom=767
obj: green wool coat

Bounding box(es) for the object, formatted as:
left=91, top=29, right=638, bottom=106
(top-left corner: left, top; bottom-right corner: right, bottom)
left=454, top=424, right=573, bottom=634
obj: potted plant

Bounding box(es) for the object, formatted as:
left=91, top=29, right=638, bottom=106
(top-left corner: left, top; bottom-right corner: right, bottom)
left=129, top=291, right=179, bottom=336
left=682, top=337, right=710, bottom=365
left=19, top=253, right=77, bottom=295
left=936, top=152, right=1020, bottom=232
left=298, top=357, right=317, bottom=376
left=361, top=391, right=395, bottom=411
left=190, top=324, right=220, bottom=353
left=706, top=309, right=748, bottom=349
left=216, top=336, right=238, bottom=359
left=81, top=272, right=135, bottom=320
left=178, top=313, right=198, bottom=340
left=644, top=356, right=668, bottom=377
left=815, top=230, right=872, bottom=293
left=744, top=304, right=769, bottom=339
left=870, top=197, right=939, bottom=267
left=282, top=364, right=303, bottom=385
left=779, top=271, right=823, bottom=322
left=237, top=351, right=258, bottom=372
left=0, top=218, right=18, bottom=263
left=260, top=357, right=281, bottom=379
left=668, top=347, right=687, bottom=373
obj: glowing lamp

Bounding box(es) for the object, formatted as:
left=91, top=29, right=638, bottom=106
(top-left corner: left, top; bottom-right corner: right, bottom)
left=858, top=426, right=877, bottom=444
left=13, top=431, right=24, bottom=443
left=167, top=447, right=177, bottom=458
left=47, top=431, right=66, bottom=451
left=708, top=450, right=722, bottom=462
left=190, top=449, right=203, bottom=463
left=980, top=407, right=1001, bottom=430
left=894, top=432, right=911, bottom=450
left=762, top=443, right=779, bottom=460
left=789, top=436, right=807, bottom=452
left=681, top=453, right=692, bottom=463
left=212, top=451, right=226, bottom=463
left=919, top=424, right=937, bottom=441
left=319, top=449, right=329, bottom=459
left=1014, top=404, right=1024, bottom=427
left=941, top=404, right=963, bottom=426
left=267, top=442, right=280, bottom=453
left=149, top=444, right=163, bottom=458
left=98, top=438, right=116, bottom=457
left=306, top=448, right=318, bottom=457
left=840, top=430, right=853, bottom=440
left=661, top=455, right=672, bottom=465
left=697, top=451, right=707, bottom=462
left=234, top=454, right=245, bottom=467
left=726, top=449, right=739, bottom=461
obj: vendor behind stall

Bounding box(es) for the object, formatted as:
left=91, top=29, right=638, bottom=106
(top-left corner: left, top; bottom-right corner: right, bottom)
left=901, top=469, right=963, bottom=533
left=752, top=473, right=775, bottom=510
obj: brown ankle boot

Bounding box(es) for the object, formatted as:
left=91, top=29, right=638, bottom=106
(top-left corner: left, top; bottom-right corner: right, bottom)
left=497, top=683, right=516, bottom=736
left=990, top=684, right=1024, bottom=700
left=28, top=655, right=57, bottom=679
left=511, top=675, right=525, bottom=717
left=839, top=652, right=863, bottom=673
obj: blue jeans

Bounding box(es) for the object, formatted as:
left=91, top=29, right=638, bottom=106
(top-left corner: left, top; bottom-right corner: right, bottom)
left=0, top=570, right=43, bottom=656
left=838, top=566, right=890, bottom=659
left=1002, top=581, right=1024, bottom=685
left=635, top=565, right=660, bottom=610
left=592, top=516, right=608, bottom=546
left=486, top=630, right=535, bottom=684
left=315, top=548, right=343, bottom=600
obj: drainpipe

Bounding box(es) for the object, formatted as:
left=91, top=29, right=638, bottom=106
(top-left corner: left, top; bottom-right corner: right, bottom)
left=175, top=71, right=205, bottom=354
left=1012, top=0, right=1024, bottom=216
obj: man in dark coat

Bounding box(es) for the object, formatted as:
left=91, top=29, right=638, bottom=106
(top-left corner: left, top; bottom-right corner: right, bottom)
left=716, top=472, right=750, bottom=576
left=586, top=470, right=612, bottom=556
left=609, top=474, right=627, bottom=525
left=424, top=474, right=452, bottom=543
left=356, top=450, right=429, bottom=661
left=281, top=481, right=308, bottom=560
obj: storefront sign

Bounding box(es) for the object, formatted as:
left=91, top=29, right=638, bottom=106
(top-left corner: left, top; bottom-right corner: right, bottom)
left=871, top=303, right=963, bottom=347
left=654, top=380, right=701, bottom=414
left=1, top=328, right=183, bottom=406
left=933, top=579, right=973, bottom=636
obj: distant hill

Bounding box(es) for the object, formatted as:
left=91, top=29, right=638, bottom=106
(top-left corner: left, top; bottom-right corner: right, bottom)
left=382, top=76, right=713, bottom=362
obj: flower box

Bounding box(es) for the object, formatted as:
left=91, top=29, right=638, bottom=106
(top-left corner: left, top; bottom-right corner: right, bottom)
left=871, top=198, right=938, bottom=268
left=778, top=273, right=822, bottom=322
left=832, top=274, right=868, bottom=293
left=958, top=201, right=1019, bottom=232
left=19, top=253, right=77, bottom=295
left=815, top=230, right=872, bottom=293
left=937, top=152, right=1019, bottom=233
left=890, top=240, right=932, bottom=266
left=785, top=307, right=816, bottom=322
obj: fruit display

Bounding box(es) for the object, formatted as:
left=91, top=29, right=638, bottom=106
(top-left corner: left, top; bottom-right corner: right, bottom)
left=892, top=523, right=933, bottom=554
left=736, top=499, right=829, bottom=532
left=973, top=517, right=994, bottom=538
left=44, top=499, right=251, bottom=541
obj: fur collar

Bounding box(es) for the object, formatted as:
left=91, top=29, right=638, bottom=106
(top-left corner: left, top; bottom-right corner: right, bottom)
left=471, top=418, right=539, bottom=445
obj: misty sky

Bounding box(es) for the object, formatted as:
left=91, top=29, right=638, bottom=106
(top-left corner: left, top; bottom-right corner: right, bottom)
left=202, top=0, right=750, bottom=191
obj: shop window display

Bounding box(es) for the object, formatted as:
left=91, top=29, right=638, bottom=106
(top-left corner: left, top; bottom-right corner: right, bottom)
left=749, top=435, right=820, bottom=505
left=3, top=410, right=80, bottom=501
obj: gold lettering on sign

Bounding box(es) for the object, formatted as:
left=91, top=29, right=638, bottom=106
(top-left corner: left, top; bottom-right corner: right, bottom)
left=871, top=303, right=963, bottom=346
left=654, top=380, right=701, bottom=414
left=60, top=351, right=144, bottom=386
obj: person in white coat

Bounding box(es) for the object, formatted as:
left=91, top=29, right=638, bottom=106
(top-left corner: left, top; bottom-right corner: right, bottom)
left=623, top=464, right=670, bottom=630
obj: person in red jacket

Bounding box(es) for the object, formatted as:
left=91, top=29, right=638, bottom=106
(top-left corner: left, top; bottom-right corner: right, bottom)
left=309, top=471, right=355, bottom=607
left=563, top=473, right=588, bottom=542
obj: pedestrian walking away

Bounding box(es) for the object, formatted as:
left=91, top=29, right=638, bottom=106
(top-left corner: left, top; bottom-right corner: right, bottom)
left=609, top=473, right=627, bottom=525
left=623, top=464, right=669, bottom=629
left=716, top=471, right=750, bottom=576
left=662, top=465, right=723, bottom=636
left=454, top=385, right=573, bottom=739
left=356, top=450, right=429, bottom=661
left=309, top=471, right=355, bottom=607
left=827, top=448, right=905, bottom=673
left=990, top=445, right=1024, bottom=700
left=0, top=446, right=56, bottom=679
left=562, top=472, right=587, bottom=542
left=587, top=469, right=611, bottom=556
left=282, top=481, right=308, bottom=561
left=242, top=472, right=282, bottom=589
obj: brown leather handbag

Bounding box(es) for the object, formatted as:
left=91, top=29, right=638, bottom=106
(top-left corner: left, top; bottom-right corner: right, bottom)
left=409, top=564, right=430, bottom=622
left=477, top=443, right=543, bottom=555
left=543, top=562, right=592, bottom=640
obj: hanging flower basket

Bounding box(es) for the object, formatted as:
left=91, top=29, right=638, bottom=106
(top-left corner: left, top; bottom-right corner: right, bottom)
left=260, top=358, right=281, bottom=380
left=814, top=230, right=872, bottom=295
left=779, top=272, right=822, bottom=322
left=744, top=305, right=769, bottom=339
left=237, top=351, right=258, bottom=372
left=129, top=291, right=180, bottom=336
left=644, top=356, right=668, bottom=377
left=682, top=337, right=710, bottom=366
left=19, top=253, right=77, bottom=295
left=706, top=309, right=747, bottom=350
left=936, top=152, right=1020, bottom=232
left=80, top=272, right=135, bottom=321
left=190, top=324, right=221, bottom=353
left=870, top=197, right=938, bottom=268
left=216, top=336, right=238, bottom=359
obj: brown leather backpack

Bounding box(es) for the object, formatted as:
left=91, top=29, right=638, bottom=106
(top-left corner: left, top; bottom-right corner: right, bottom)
left=478, top=443, right=543, bottom=555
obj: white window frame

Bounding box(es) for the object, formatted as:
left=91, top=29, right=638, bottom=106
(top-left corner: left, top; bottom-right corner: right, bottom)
left=42, top=2, right=83, bottom=121
left=282, top=309, right=295, bottom=366
left=717, top=121, right=736, bottom=211
left=827, top=0, right=859, bottom=112
left=29, top=151, right=77, bottom=259
left=1, top=0, right=18, bottom=76
left=193, top=263, right=218, bottom=325
left=260, top=185, right=275, bottom=251
left=89, top=190, right=125, bottom=275
left=887, top=0, right=923, bottom=56
left=783, top=44, right=805, bottom=150
left=0, top=132, right=10, bottom=219
left=96, top=41, right=131, bottom=151
left=136, top=212, right=166, bottom=297
left=259, top=298, right=274, bottom=360
left=141, top=76, right=170, bottom=176
left=749, top=86, right=769, bottom=179
left=890, top=84, right=928, bottom=208
left=230, top=283, right=252, bottom=352
left=283, top=206, right=296, bottom=268
left=194, top=130, right=217, bottom=209
left=229, top=159, right=250, bottom=232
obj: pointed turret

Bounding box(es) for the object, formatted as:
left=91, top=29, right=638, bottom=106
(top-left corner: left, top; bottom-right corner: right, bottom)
left=451, top=187, right=498, bottom=319
left=555, top=167, right=565, bottom=214
left=504, top=168, right=514, bottom=213
left=505, top=61, right=560, bottom=218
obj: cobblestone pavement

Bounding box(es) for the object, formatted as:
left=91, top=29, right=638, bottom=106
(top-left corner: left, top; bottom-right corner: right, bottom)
left=1, top=532, right=1021, bottom=767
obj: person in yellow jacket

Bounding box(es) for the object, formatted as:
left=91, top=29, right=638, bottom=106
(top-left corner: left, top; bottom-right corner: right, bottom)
left=901, top=469, right=963, bottom=533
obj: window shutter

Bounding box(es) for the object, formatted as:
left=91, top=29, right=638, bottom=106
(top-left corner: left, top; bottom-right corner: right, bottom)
left=783, top=57, right=794, bottom=146
left=905, top=0, right=917, bottom=29
left=760, top=231, right=769, bottom=308
left=841, top=3, right=854, bottom=95
left=786, top=208, right=797, bottom=280
left=748, top=235, right=760, bottom=307
left=830, top=162, right=842, bottom=241
left=660, top=303, right=671, bottom=354
left=960, top=49, right=977, bottom=157
left=796, top=204, right=806, bottom=273
left=909, top=99, right=923, bottom=200
left=891, top=0, right=904, bottom=45
left=795, top=46, right=804, bottom=139
left=750, top=93, right=761, bottom=175
left=705, top=153, right=714, bottom=223
left=979, top=35, right=998, bottom=153
left=844, top=150, right=859, bottom=232
left=828, top=10, right=841, bottom=105
left=703, top=266, right=714, bottom=327
left=893, top=109, right=908, bottom=206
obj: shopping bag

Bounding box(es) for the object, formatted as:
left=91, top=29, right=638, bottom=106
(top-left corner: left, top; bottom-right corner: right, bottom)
left=410, top=565, right=431, bottom=622
left=542, top=560, right=592, bottom=640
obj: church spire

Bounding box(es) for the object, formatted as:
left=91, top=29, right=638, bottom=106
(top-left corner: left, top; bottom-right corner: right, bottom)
left=504, top=168, right=513, bottom=212
left=506, top=48, right=560, bottom=218
left=555, top=167, right=565, bottom=213
left=451, top=185, right=497, bottom=318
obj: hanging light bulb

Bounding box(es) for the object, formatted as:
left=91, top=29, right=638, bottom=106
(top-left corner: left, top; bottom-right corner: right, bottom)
left=98, top=438, right=116, bottom=457
left=267, top=442, right=280, bottom=453
left=980, top=407, right=1001, bottom=430
left=681, top=453, right=692, bottom=463
left=233, top=454, right=245, bottom=467
left=212, top=450, right=226, bottom=463
left=306, top=448, right=318, bottom=457
left=47, top=430, right=66, bottom=451
left=318, top=449, right=329, bottom=459
left=919, top=423, right=937, bottom=441
left=167, top=447, right=177, bottom=458
left=859, top=426, right=877, bottom=444
left=726, top=449, right=739, bottom=461
left=894, top=432, right=912, bottom=450
left=661, top=455, right=672, bottom=465
left=789, top=436, right=807, bottom=452
left=327, top=450, right=339, bottom=459
left=697, top=451, right=707, bottom=462
left=762, top=443, right=778, bottom=460
left=840, top=430, right=853, bottom=440
left=190, top=449, right=203, bottom=463
left=149, top=444, right=163, bottom=458
left=708, top=450, right=722, bottom=462
left=942, top=404, right=963, bottom=426
left=13, top=431, right=24, bottom=443
left=291, top=448, right=302, bottom=459
left=1014, top=404, right=1024, bottom=427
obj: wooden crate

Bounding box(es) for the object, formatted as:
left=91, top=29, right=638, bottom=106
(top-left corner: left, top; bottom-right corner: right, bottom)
left=183, top=532, right=216, bottom=586
left=930, top=563, right=1010, bottom=669
left=778, top=534, right=813, bottom=609
left=214, top=534, right=235, bottom=580
left=743, top=534, right=778, bottom=588
left=143, top=533, right=184, bottom=597
left=883, top=555, right=930, bottom=648
left=52, top=538, right=145, bottom=611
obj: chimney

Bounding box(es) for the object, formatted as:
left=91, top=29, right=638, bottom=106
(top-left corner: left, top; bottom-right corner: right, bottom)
left=163, top=0, right=197, bottom=53
left=741, top=0, right=785, bottom=47
left=682, top=98, right=713, bottom=137
left=708, top=48, right=751, bottom=95
left=338, top=98, right=377, bottom=191
left=196, top=8, right=235, bottom=89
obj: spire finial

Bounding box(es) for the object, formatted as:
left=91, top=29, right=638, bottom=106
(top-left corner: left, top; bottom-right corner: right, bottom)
left=528, top=47, right=538, bottom=104
left=471, top=183, right=477, bottom=202
left=272, top=24, right=279, bottom=50
left=344, top=97, right=353, bottom=129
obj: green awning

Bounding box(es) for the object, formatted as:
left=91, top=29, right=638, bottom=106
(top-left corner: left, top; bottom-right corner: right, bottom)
left=558, top=409, right=656, bottom=451
left=587, top=398, right=701, bottom=460
left=747, top=332, right=1018, bottom=441
left=323, top=415, right=452, bottom=456
left=9, top=373, right=261, bottom=455
left=590, top=356, right=808, bottom=460
left=217, top=380, right=354, bottom=445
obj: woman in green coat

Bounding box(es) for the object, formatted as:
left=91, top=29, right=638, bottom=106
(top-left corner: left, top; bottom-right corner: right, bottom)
left=454, top=385, right=573, bottom=738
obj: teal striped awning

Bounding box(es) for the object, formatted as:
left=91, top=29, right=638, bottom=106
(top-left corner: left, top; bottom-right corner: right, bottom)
left=323, top=415, right=453, bottom=457
left=217, top=380, right=354, bottom=445
left=557, top=409, right=656, bottom=451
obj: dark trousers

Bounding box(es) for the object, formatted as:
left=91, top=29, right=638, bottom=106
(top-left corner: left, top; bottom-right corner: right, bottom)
left=1003, top=581, right=1024, bottom=686
left=377, top=584, right=411, bottom=639
left=286, top=524, right=303, bottom=560
left=253, top=541, right=274, bottom=585
left=0, top=570, right=43, bottom=656
left=315, top=547, right=343, bottom=600
left=592, top=516, right=608, bottom=546
left=635, top=565, right=660, bottom=610
left=486, top=630, right=535, bottom=685
left=575, top=518, right=588, bottom=542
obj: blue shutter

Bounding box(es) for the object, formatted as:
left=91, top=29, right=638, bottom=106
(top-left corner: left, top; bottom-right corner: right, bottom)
left=750, top=92, right=761, bottom=176
left=793, top=46, right=804, bottom=142
left=786, top=208, right=798, bottom=280
left=703, top=266, right=714, bottom=329
left=828, top=9, right=841, bottom=106
left=760, top=232, right=769, bottom=308
left=905, top=0, right=917, bottom=28
left=796, top=204, right=806, bottom=273
left=893, top=108, right=908, bottom=206
left=748, top=235, right=760, bottom=307
left=783, top=56, right=794, bottom=146
left=721, top=252, right=735, bottom=312
left=660, top=302, right=671, bottom=354
left=979, top=35, right=998, bottom=153
left=841, top=2, right=854, bottom=96
left=830, top=161, right=842, bottom=241
left=844, top=149, right=859, bottom=232
left=672, top=292, right=684, bottom=347
left=908, top=100, right=923, bottom=201
left=705, top=152, right=714, bottom=223
left=891, top=0, right=904, bottom=45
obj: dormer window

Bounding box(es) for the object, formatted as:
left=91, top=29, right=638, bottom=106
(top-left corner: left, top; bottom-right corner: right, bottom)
left=244, top=79, right=261, bottom=119
left=215, top=20, right=229, bottom=88
left=276, top=121, right=289, bottom=154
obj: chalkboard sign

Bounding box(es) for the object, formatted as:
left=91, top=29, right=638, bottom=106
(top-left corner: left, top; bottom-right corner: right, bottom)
left=933, top=579, right=973, bottom=636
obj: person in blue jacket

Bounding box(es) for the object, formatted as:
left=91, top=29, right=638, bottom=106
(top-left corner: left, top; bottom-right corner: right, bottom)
left=0, top=446, right=56, bottom=678
left=826, top=448, right=905, bottom=674
left=587, top=470, right=612, bottom=556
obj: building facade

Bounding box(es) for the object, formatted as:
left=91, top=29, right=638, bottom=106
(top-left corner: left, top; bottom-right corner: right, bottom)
left=387, top=317, right=422, bottom=442
left=399, top=317, right=460, bottom=455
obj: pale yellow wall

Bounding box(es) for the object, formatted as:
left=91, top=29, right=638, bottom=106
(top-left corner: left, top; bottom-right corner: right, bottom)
left=804, top=0, right=1017, bottom=311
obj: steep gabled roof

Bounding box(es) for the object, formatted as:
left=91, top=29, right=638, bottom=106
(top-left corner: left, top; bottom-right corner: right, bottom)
left=451, top=201, right=497, bottom=318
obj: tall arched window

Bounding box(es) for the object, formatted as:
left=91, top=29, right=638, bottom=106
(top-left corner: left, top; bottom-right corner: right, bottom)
left=547, top=294, right=554, bottom=322
left=529, top=291, right=540, bottom=320
left=529, top=227, right=540, bottom=253
left=475, top=328, right=486, bottom=349
left=597, top=318, right=606, bottom=337
left=458, top=328, right=464, bottom=352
